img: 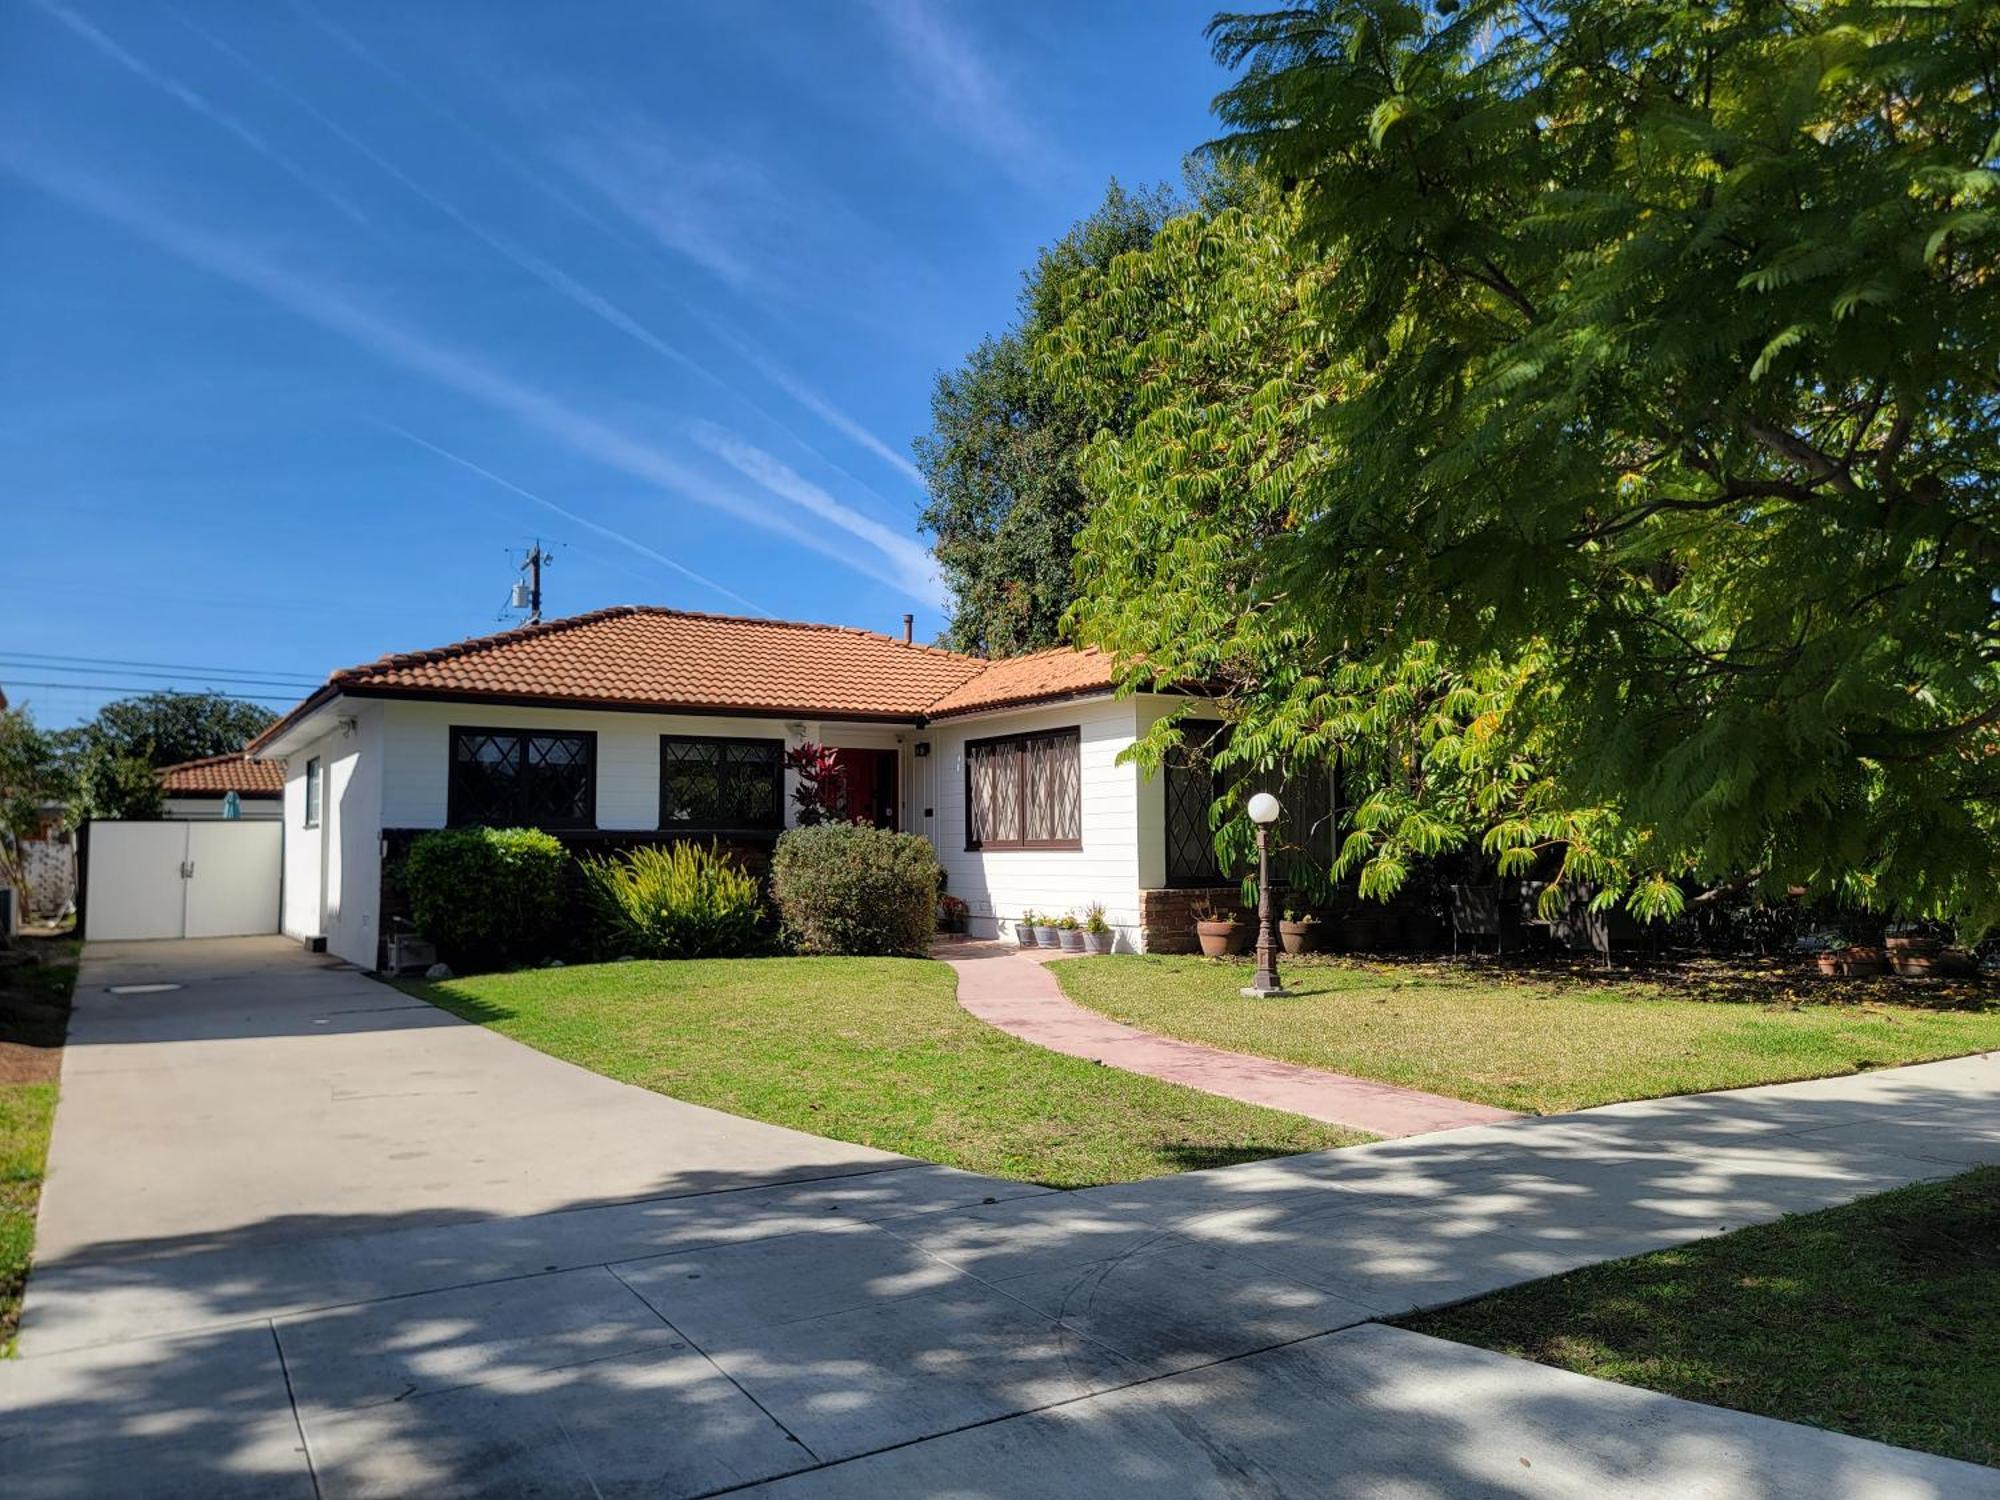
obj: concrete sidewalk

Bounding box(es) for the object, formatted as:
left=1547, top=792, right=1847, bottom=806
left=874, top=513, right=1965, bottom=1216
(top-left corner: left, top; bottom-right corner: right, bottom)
left=943, top=939, right=1520, bottom=1136
left=4, top=938, right=1996, bottom=1497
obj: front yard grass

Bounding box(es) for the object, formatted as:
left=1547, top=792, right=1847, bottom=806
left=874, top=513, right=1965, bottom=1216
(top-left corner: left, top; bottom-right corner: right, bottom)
left=1401, top=1167, right=2000, bottom=1467
left=405, top=957, right=1365, bottom=1188
left=1049, top=954, right=2000, bottom=1114
left=1, top=936, right=77, bottom=1354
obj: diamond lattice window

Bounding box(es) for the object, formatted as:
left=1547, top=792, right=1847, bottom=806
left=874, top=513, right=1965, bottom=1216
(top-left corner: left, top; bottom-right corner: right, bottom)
left=659, top=735, right=784, bottom=831
left=966, top=727, right=1081, bottom=850
left=448, top=728, right=595, bottom=829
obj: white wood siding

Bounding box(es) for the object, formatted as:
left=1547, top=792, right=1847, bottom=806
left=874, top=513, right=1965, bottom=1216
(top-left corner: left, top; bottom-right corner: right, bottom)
left=926, top=697, right=1149, bottom=951
left=375, top=700, right=913, bottom=832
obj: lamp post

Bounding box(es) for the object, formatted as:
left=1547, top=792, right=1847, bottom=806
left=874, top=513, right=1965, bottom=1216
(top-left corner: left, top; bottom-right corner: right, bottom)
left=1242, top=792, right=1284, bottom=998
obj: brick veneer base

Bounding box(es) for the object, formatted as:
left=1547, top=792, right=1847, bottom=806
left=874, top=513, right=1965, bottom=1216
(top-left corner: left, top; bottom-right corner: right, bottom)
left=1139, top=886, right=1253, bottom=954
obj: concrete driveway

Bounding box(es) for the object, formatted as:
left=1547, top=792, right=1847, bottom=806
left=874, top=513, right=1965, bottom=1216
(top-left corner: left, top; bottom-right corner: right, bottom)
left=3, top=938, right=1996, bottom=1497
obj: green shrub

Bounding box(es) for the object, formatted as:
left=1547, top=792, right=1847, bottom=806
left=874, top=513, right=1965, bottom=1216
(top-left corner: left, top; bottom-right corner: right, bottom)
left=404, top=827, right=566, bottom=970
left=770, top=824, right=940, bottom=956
left=580, top=841, right=762, bottom=959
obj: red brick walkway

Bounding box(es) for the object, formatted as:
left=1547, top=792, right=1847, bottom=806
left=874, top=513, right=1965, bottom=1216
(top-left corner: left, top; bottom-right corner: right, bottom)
left=937, top=940, right=1520, bottom=1138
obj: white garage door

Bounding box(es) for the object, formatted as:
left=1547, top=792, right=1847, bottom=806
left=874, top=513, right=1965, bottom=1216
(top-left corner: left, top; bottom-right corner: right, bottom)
left=85, top=820, right=282, bottom=941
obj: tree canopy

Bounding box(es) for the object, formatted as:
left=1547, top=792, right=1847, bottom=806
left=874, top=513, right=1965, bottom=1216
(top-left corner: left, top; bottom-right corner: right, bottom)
left=1072, top=0, right=1996, bottom=928
left=915, top=181, right=1182, bottom=656
left=1046, top=191, right=1656, bottom=908
left=58, top=690, right=276, bottom=771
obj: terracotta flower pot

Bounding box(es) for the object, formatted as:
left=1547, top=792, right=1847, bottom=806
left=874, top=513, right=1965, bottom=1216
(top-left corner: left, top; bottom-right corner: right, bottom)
left=1885, top=934, right=1940, bottom=955
left=1195, top=919, right=1248, bottom=958
left=1817, top=947, right=1888, bottom=978
left=1278, top=920, right=1321, bottom=956
left=1891, top=952, right=1940, bottom=979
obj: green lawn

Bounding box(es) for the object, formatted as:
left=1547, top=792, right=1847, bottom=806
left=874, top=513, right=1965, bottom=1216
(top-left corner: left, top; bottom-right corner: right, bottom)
left=1402, top=1167, right=2000, bottom=1467
left=405, top=957, right=1364, bottom=1188
left=1, top=937, right=76, bottom=1355
left=1049, top=954, right=2000, bottom=1115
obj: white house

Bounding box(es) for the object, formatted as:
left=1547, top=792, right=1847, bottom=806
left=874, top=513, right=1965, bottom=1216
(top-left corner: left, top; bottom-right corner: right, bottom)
left=247, top=606, right=1256, bottom=970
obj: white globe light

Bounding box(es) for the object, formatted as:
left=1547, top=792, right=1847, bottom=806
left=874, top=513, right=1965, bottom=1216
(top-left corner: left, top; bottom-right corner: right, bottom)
left=1246, top=791, right=1282, bottom=825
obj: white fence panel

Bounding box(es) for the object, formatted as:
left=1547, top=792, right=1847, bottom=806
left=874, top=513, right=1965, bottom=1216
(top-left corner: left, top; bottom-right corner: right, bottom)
left=85, top=820, right=283, bottom=941
left=184, top=821, right=283, bottom=938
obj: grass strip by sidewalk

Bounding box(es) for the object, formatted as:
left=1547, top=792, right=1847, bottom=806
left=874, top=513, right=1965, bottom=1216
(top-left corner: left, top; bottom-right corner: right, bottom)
left=1401, top=1166, right=2000, bottom=1468
left=1050, top=954, right=2000, bottom=1114
left=1, top=937, right=77, bottom=1354
left=405, top=956, right=1366, bottom=1188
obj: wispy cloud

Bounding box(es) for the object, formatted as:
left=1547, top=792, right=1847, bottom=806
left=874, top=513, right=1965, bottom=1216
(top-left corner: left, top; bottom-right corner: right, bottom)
left=865, top=0, right=1047, bottom=182
left=284, top=0, right=631, bottom=249
left=380, top=427, right=770, bottom=616
left=552, top=127, right=774, bottom=292
left=186, top=16, right=924, bottom=503
left=4, top=151, right=938, bottom=601
left=690, top=423, right=943, bottom=605
left=28, top=0, right=370, bottom=227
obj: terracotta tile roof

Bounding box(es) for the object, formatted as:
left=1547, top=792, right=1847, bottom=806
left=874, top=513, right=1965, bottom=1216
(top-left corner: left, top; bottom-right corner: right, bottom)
left=923, top=645, right=1119, bottom=719
left=158, top=753, right=286, bottom=797
left=250, top=606, right=1125, bottom=752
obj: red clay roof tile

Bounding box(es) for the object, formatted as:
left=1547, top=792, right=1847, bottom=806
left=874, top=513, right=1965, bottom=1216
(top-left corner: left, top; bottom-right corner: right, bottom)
left=250, top=606, right=1121, bottom=751
left=158, top=753, right=286, bottom=796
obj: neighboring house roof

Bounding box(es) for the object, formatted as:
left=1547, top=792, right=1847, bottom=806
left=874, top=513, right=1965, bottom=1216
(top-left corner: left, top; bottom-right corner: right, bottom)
left=248, top=606, right=1124, bottom=753
left=158, top=753, right=286, bottom=797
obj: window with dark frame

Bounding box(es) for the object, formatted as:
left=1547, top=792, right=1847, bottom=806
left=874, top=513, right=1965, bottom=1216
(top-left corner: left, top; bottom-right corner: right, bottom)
left=1163, top=721, right=1342, bottom=891
left=965, top=727, right=1082, bottom=850
left=302, top=756, right=321, bottom=829
left=658, top=734, right=785, bottom=831
left=1163, top=726, right=1225, bottom=886
left=447, top=728, right=596, bottom=829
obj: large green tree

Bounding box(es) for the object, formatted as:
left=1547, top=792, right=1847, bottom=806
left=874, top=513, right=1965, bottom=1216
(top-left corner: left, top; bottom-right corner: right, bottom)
left=58, top=690, right=276, bottom=771
left=1048, top=193, right=1658, bottom=907
left=1185, top=0, right=1998, bottom=928
left=916, top=181, right=1182, bottom=656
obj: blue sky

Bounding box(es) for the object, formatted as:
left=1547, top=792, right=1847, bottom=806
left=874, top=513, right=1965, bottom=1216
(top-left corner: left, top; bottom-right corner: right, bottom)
left=0, top=0, right=1226, bottom=727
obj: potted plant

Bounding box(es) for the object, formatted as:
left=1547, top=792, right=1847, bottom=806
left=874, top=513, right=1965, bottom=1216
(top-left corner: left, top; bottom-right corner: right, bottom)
left=1278, top=906, right=1321, bottom=956
left=936, top=894, right=968, bottom=935
left=1193, top=901, right=1248, bottom=958
left=1034, top=913, right=1062, bottom=948
left=1815, top=945, right=1888, bottom=977
left=1081, top=903, right=1114, bottom=955
left=1057, top=914, right=1086, bottom=953
left=1015, top=910, right=1042, bottom=946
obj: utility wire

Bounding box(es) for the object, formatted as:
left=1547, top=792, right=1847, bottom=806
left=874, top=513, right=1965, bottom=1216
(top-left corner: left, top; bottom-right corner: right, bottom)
left=0, top=650, right=321, bottom=684
left=0, top=679, right=298, bottom=703
left=0, top=662, right=316, bottom=692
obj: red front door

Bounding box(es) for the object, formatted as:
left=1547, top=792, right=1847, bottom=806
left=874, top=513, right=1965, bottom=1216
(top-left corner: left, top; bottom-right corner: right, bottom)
left=832, top=749, right=897, bottom=829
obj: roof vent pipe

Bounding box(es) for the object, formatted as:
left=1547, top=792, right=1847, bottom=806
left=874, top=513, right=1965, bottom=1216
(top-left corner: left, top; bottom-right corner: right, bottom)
left=902, top=613, right=914, bottom=645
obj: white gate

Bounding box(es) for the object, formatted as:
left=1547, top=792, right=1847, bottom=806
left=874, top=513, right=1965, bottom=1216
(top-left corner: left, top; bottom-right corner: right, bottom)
left=85, top=820, right=282, bottom=941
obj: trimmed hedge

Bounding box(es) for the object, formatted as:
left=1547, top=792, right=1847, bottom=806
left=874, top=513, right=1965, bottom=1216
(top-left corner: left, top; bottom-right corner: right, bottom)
left=770, top=824, right=940, bottom=956
left=404, top=826, right=565, bottom=970
left=580, top=841, right=762, bottom=959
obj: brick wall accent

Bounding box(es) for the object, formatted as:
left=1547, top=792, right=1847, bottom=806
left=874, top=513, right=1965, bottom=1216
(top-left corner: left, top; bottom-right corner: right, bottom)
left=1139, top=885, right=1253, bottom=954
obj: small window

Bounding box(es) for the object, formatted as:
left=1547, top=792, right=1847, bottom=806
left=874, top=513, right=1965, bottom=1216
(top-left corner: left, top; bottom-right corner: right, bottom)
left=302, top=756, right=321, bottom=829
left=965, top=727, right=1082, bottom=851
left=660, top=735, right=784, bottom=831
left=448, top=728, right=596, bottom=829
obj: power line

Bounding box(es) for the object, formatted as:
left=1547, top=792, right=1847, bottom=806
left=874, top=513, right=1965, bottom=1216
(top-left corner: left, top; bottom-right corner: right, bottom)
left=0, top=650, right=321, bottom=684
left=0, top=661, right=316, bottom=692
left=0, top=679, right=298, bottom=704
